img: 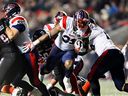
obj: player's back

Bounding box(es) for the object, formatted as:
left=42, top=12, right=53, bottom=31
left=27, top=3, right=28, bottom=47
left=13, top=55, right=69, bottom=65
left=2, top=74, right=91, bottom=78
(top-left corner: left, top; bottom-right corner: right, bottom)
left=89, top=23, right=118, bottom=56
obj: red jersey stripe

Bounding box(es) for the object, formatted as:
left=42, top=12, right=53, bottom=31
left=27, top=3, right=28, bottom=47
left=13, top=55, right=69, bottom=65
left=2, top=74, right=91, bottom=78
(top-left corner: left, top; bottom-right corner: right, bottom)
left=11, top=17, right=25, bottom=24
left=62, top=16, right=67, bottom=29
left=46, top=24, right=52, bottom=31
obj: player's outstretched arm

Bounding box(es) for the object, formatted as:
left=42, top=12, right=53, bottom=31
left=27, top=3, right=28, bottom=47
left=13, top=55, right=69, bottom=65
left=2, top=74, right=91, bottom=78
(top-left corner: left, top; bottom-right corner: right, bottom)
left=33, top=24, right=61, bottom=46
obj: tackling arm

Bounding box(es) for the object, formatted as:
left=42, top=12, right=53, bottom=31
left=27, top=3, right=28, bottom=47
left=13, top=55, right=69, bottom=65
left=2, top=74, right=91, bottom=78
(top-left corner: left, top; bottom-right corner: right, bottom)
left=33, top=24, right=61, bottom=46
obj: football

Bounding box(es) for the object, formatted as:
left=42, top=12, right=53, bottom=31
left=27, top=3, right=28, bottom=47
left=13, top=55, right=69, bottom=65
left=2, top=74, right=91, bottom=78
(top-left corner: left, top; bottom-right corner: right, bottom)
left=74, top=39, right=87, bottom=55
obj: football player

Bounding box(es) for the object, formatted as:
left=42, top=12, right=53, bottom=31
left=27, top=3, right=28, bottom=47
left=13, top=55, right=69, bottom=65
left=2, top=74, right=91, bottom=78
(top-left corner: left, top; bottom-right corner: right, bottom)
left=32, top=10, right=87, bottom=95
left=2, top=2, right=50, bottom=96
left=0, top=7, right=32, bottom=96
left=73, top=9, right=128, bottom=95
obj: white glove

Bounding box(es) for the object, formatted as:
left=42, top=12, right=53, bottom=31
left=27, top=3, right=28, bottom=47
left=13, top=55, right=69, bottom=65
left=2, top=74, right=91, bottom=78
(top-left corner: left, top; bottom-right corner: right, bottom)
left=22, top=39, right=40, bottom=52
left=21, top=42, right=35, bottom=53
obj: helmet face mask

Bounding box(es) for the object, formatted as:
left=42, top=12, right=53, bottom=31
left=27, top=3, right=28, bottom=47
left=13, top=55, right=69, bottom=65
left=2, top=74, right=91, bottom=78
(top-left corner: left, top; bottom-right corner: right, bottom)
left=74, top=10, right=90, bottom=29
left=77, top=18, right=89, bottom=29
left=74, top=10, right=91, bottom=38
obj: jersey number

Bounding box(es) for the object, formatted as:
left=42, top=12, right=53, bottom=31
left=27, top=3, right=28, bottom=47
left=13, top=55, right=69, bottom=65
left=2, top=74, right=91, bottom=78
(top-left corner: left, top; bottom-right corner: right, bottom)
left=0, top=34, right=9, bottom=43
left=62, top=35, right=75, bottom=44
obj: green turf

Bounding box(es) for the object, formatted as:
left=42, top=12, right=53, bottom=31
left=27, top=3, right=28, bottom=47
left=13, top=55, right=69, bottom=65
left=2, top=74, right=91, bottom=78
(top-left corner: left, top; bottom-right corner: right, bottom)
left=100, top=79, right=128, bottom=96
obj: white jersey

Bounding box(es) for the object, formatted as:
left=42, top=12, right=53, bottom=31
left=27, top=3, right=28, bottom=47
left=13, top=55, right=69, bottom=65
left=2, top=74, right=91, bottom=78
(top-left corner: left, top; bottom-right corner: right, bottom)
left=122, top=41, right=128, bottom=69
left=9, top=15, right=32, bottom=53
left=122, top=42, right=128, bottom=61
left=55, top=16, right=76, bottom=51
left=43, top=23, right=55, bottom=32
left=88, top=23, right=118, bottom=56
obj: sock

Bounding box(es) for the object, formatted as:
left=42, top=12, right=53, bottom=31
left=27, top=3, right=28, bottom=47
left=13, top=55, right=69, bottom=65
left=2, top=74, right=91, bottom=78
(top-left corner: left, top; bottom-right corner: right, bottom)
left=47, top=83, right=53, bottom=90
left=63, top=76, right=72, bottom=93
left=9, top=86, right=14, bottom=94
left=82, top=80, right=91, bottom=93
left=71, top=73, right=82, bottom=95
left=1, top=85, right=14, bottom=94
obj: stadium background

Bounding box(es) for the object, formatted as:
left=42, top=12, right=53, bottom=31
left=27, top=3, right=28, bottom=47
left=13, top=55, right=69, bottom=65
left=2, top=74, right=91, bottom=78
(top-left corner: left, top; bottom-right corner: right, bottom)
left=0, top=0, right=128, bottom=96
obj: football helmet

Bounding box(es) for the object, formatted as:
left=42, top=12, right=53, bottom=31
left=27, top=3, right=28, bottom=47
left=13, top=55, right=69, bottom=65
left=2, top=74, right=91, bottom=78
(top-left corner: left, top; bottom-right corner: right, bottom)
left=74, top=9, right=90, bottom=29
left=33, top=29, right=52, bottom=54
left=33, top=29, right=46, bottom=41
left=3, top=2, right=21, bottom=19
left=54, top=11, right=67, bottom=23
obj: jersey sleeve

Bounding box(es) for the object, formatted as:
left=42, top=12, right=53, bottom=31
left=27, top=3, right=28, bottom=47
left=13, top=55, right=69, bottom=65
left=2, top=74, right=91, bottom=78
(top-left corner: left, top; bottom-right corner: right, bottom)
left=10, top=16, right=27, bottom=32
left=43, top=24, right=53, bottom=32
left=59, top=16, right=68, bottom=30
left=43, top=24, right=55, bottom=38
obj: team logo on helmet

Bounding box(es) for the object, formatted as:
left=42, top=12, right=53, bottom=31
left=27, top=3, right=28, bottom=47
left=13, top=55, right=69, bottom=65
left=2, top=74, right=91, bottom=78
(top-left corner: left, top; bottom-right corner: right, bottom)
left=74, top=9, right=90, bottom=29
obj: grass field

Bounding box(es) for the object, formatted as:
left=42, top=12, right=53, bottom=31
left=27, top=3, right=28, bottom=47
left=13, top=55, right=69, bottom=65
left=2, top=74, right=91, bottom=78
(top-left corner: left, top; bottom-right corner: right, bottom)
left=0, top=79, right=128, bottom=96
left=100, top=79, right=128, bottom=96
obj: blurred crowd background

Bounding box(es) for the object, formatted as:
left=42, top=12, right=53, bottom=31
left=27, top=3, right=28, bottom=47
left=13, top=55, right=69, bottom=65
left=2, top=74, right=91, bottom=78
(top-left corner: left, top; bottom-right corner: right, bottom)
left=0, top=0, right=128, bottom=45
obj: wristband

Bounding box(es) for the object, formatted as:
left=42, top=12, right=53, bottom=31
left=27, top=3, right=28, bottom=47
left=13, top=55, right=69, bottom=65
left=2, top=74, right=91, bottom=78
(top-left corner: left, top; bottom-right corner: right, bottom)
left=33, top=39, right=40, bottom=46
left=46, top=31, right=51, bottom=38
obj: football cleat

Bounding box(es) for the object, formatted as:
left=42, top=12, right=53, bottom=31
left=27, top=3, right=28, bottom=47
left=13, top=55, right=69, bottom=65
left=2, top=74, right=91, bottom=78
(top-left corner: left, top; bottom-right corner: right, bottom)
left=12, top=87, right=28, bottom=96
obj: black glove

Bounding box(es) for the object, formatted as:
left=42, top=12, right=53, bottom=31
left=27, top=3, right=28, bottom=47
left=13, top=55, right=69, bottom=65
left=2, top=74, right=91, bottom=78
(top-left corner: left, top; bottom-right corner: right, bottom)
left=0, top=18, right=7, bottom=33
left=0, top=18, right=9, bottom=27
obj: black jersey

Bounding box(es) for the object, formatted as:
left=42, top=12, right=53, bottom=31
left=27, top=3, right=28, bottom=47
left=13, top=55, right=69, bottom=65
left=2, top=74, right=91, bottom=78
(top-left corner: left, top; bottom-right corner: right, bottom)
left=0, top=18, right=18, bottom=54
left=0, top=18, right=9, bottom=45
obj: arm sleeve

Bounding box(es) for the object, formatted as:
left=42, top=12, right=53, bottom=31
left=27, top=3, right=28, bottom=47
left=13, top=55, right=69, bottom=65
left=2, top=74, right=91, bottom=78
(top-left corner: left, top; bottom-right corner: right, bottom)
left=10, top=16, right=27, bottom=32
left=12, top=24, right=25, bottom=32
left=59, top=16, right=67, bottom=30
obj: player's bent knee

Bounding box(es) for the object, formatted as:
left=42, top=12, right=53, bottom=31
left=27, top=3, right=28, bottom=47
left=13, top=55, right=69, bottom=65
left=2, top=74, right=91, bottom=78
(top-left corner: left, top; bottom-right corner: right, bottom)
left=64, top=60, right=73, bottom=69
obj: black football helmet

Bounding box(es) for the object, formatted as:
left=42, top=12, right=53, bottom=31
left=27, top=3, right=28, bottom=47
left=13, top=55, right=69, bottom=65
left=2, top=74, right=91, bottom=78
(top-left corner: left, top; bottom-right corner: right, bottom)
left=33, top=29, right=46, bottom=41
left=33, top=29, right=52, bottom=54
left=3, top=2, right=21, bottom=19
